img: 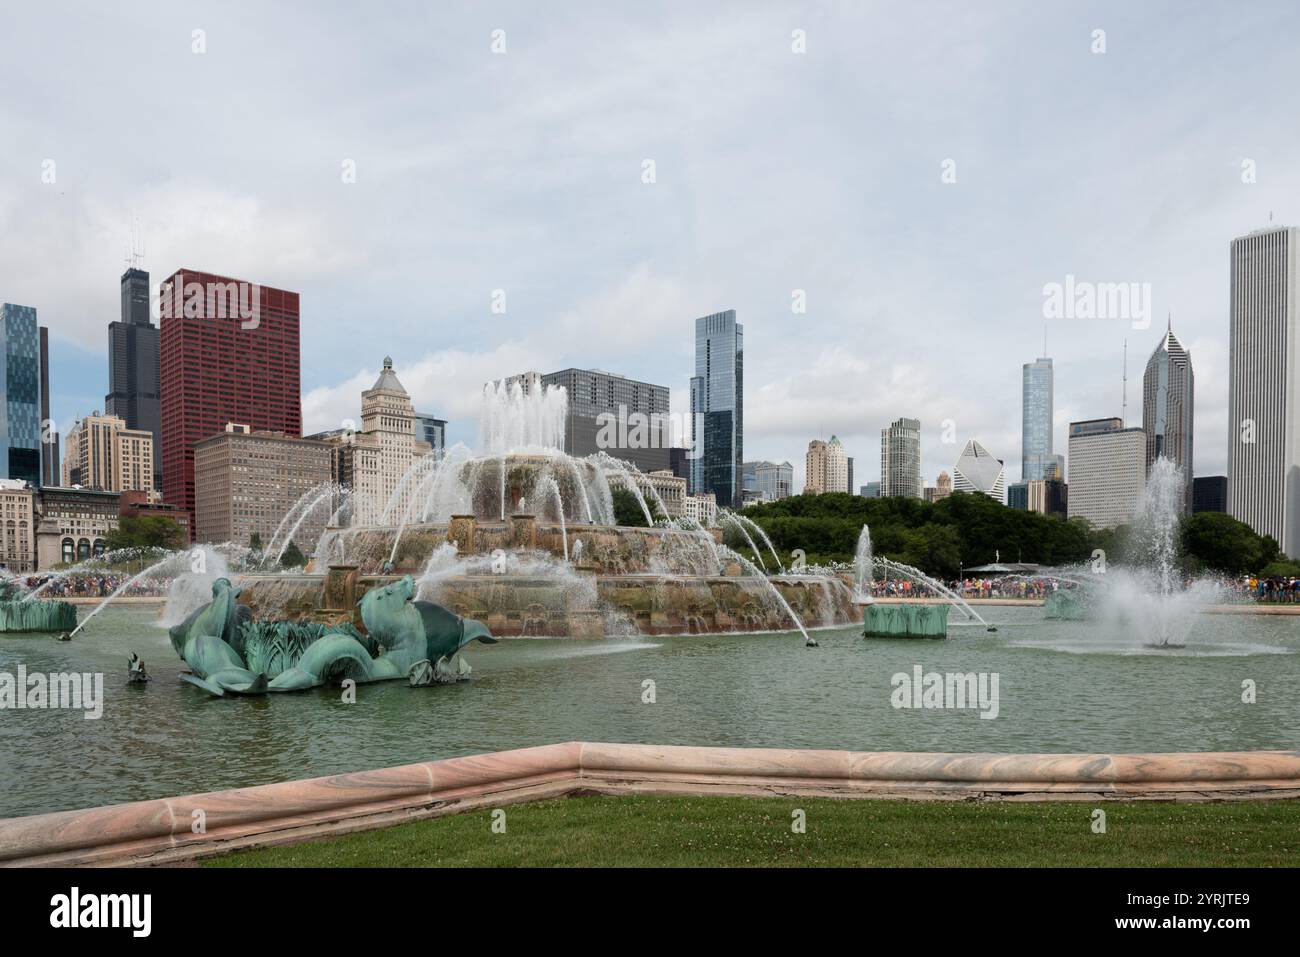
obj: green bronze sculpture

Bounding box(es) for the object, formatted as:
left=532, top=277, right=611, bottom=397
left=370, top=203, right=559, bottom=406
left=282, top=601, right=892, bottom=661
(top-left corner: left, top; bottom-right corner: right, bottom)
left=166, top=576, right=495, bottom=697
left=168, top=579, right=264, bottom=695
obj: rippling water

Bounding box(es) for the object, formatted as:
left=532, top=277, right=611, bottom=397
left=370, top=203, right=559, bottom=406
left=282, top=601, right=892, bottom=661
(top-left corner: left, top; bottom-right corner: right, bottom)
left=0, top=603, right=1297, bottom=817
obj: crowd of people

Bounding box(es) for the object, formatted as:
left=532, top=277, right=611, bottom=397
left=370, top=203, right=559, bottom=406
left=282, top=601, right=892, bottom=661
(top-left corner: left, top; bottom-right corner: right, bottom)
left=866, top=572, right=1300, bottom=604
left=1230, top=575, right=1300, bottom=603
left=5, top=574, right=168, bottom=599
left=865, top=577, right=1065, bottom=600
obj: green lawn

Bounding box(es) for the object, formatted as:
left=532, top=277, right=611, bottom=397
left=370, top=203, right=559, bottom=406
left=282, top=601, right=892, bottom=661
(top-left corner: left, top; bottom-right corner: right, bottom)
left=207, top=794, right=1300, bottom=867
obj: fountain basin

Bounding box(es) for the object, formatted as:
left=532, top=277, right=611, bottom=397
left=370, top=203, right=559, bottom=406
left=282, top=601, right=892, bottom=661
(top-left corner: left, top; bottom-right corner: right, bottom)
left=863, top=603, right=950, bottom=639
left=1044, top=590, right=1089, bottom=620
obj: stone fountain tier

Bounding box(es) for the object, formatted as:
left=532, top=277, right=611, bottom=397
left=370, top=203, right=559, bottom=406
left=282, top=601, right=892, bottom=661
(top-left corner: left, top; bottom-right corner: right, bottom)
left=236, top=567, right=860, bottom=638
left=314, top=514, right=725, bottom=576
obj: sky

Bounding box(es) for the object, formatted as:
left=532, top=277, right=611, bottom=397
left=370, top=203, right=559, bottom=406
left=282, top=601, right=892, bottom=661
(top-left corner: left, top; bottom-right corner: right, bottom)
left=3, top=0, right=1299, bottom=492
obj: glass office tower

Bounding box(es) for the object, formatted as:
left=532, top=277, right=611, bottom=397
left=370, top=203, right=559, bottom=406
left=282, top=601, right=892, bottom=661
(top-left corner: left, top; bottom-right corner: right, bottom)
left=0, top=303, right=42, bottom=486
left=689, top=310, right=743, bottom=508
left=1022, top=356, right=1062, bottom=481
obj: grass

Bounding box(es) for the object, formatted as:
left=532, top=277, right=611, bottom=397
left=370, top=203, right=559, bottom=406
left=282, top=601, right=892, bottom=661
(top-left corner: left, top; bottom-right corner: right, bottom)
left=206, top=794, right=1300, bottom=867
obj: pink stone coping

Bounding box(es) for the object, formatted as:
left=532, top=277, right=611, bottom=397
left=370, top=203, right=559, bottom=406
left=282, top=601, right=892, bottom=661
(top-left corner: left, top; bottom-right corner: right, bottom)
left=2, top=743, right=1298, bottom=867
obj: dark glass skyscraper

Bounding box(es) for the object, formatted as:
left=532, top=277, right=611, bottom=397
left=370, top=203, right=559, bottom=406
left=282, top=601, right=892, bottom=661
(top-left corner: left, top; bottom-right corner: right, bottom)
left=0, top=303, right=42, bottom=486
left=689, top=310, right=743, bottom=508
left=106, top=268, right=162, bottom=490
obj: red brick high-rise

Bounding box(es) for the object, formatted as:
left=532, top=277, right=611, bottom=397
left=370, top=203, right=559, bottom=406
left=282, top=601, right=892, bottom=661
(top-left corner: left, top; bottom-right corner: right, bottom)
left=159, top=269, right=301, bottom=535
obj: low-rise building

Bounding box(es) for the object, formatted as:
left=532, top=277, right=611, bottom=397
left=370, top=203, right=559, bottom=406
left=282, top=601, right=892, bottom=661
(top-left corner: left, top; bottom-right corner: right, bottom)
left=642, top=469, right=687, bottom=518
left=683, top=491, right=717, bottom=528
left=194, top=424, right=332, bottom=547
left=118, top=489, right=192, bottom=540
left=0, top=479, right=37, bottom=572
left=744, top=460, right=793, bottom=501
left=35, top=486, right=121, bottom=567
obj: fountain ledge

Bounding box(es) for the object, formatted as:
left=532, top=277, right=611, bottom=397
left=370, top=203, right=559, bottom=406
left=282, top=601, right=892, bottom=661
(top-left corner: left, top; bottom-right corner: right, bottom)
left=2, top=743, right=1299, bottom=866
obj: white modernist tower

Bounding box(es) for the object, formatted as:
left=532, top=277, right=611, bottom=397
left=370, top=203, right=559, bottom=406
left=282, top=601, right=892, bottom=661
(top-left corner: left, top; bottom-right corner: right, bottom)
left=1227, top=226, right=1300, bottom=556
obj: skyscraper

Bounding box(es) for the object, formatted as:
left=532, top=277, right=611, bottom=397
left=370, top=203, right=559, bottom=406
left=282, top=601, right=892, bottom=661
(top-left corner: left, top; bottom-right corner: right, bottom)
left=0, top=303, right=42, bottom=486
left=1067, top=417, right=1146, bottom=529
left=1142, top=321, right=1194, bottom=511
left=1021, top=356, right=1063, bottom=481
left=880, top=417, right=921, bottom=498
left=39, top=326, right=57, bottom=486
left=1227, top=226, right=1300, bottom=555
left=159, top=269, right=301, bottom=531
left=106, top=268, right=162, bottom=491
left=690, top=310, right=743, bottom=508
left=415, top=413, right=447, bottom=459
left=521, top=368, right=671, bottom=474
left=805, top=437, right=848, bottom=494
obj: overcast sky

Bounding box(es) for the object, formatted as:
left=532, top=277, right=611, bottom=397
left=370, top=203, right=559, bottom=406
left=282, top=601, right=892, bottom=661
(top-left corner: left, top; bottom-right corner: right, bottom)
left=3, top=1, right=1298, bottom=491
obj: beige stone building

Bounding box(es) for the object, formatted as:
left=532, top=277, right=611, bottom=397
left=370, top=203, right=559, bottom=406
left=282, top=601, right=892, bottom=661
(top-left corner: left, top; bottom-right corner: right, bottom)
left=0, top=480, right=37, bottom=573
left=319, top=358, right=432, bottom=526
left=923, top=470, right=953, bottom=503
left=684, top=491, right=718, bottom=527
left=805, top=436, right=848, bottom=494
left=640, top=469, right=687, bottom=518
left=194, top=424, right=332, bottom=547
left=61, top=412, right=155, bottom=493
left=35, top=487, right=121, bottom=567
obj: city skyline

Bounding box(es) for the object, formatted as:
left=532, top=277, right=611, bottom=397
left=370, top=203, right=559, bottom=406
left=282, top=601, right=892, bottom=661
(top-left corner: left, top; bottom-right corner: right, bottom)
left=5, top=3, right=1298, bottom=495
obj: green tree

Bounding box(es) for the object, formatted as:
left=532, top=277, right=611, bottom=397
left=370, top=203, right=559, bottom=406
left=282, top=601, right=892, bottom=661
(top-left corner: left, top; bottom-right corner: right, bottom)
left=280, top=540, right=307, bottom=568
left=898, top=525, right=963, bottom=579
left=1181, top=512, right=1275, bottom=575
left=249, top=531, right=263, bottom=553
left=611, top=487, right=663, bottom=527
left=104, top=515, right=186, bottom=552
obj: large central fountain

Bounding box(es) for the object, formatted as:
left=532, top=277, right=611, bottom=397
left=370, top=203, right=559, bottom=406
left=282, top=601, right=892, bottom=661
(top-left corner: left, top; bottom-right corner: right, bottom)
left=236, top=380, right=858, bottom=639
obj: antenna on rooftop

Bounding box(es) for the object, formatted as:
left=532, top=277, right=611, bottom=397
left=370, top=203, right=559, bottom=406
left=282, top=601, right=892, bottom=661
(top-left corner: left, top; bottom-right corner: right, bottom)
left=1121, top=338, right=1128, bottom=426
left=125, top=215, right=145, bottom=269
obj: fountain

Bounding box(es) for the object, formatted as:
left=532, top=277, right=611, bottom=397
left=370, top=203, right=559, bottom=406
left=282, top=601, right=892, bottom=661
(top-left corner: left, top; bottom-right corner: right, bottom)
left=853, top=524, right=873, bottom=602
left=228, top=384, right=858, bottom=639
left=1101, top=458, right=1221, bottom=649
left=849, top=523, right=985, bottom=638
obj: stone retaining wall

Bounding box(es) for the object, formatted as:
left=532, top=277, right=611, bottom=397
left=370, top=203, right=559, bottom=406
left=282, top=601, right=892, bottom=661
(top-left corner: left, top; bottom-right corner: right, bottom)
left=2, top=743, right=1298, bottom=866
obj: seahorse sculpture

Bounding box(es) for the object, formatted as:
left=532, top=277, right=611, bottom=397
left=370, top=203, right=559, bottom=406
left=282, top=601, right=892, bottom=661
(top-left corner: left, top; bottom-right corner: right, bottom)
left=166, top=576, right=495, bottom=696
